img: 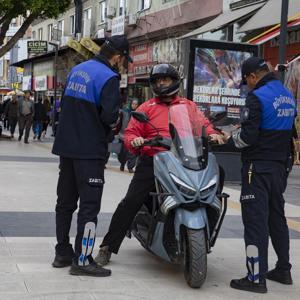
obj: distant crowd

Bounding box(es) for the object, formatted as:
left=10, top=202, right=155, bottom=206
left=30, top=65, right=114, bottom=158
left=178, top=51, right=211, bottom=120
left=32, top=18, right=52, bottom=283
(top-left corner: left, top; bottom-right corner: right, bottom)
left=0, top=91, right=60, bottom=143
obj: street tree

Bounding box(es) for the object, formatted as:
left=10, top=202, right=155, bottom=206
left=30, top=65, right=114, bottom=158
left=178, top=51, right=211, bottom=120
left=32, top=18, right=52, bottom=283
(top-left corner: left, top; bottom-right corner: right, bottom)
left=0, top=0, right=71, bottom=58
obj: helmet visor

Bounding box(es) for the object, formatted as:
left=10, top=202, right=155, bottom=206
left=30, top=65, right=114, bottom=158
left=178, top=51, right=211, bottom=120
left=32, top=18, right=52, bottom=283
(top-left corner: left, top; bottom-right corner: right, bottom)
left=151, top=64, right=170, bottom=76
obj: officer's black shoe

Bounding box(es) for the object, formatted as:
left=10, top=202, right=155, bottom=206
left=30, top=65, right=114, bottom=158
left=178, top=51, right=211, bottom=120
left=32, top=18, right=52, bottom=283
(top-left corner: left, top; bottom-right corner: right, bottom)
left=230, top=276, right=267, bottom=294
left=52, top=254, right=73, bottom=268
left=69, top=262, right=111, bottom=277
left=266, top=268, right=293, bottom=285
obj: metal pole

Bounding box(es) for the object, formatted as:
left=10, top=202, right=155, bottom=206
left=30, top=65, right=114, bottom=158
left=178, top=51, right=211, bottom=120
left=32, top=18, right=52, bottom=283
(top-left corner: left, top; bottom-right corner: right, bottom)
left=278, top=0, right=289, bottom=83
left=52, top=44, right=58, bottom=135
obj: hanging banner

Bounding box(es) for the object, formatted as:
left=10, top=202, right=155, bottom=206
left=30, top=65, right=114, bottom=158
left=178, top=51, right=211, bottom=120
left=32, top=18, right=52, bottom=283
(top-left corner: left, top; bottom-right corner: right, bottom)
left=112, top=16, right=125, bottom=36
left=22, top=75, right=32, bottom=91
left=34, top=75, right=47, bottom=91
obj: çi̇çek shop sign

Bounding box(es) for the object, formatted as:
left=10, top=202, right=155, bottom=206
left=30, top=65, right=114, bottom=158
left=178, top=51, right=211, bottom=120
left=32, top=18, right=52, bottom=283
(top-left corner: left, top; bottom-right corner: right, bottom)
left=27, top=41, right=48, bottom=55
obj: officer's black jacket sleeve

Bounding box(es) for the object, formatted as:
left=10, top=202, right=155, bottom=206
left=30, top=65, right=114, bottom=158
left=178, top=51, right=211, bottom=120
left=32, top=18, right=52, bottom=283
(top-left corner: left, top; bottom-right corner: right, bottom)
left=99, top=76, right=121, bottom=127
left=240, top=93, right=262, bottom=145
left=229, top=92, right=262, bottom=148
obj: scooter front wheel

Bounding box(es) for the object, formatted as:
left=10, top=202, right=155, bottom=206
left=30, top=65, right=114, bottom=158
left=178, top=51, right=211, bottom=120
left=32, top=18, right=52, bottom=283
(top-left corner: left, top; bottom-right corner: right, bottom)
left=182, top=228, right=207, bottom=288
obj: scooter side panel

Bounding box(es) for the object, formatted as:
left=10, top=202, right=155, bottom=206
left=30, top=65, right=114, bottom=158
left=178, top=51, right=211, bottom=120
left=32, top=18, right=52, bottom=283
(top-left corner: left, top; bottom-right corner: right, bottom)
left=149, top=222, right=171, bottom=262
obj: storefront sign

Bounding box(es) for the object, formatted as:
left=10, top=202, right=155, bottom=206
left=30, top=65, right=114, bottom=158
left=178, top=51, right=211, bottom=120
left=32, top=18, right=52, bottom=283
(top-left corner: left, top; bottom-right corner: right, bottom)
left=27, top=41, right=48, bottom=55
left=120, top=74, right=128, bottom=88
left=112, top=16, right=125, bottom=36
left=46, top=90, right=62, bottom=97
left=34, top=75, right=47, bottom=91
left=22, top=75, right=32, bottom=91
left=128, top=43, right=153, bottom=82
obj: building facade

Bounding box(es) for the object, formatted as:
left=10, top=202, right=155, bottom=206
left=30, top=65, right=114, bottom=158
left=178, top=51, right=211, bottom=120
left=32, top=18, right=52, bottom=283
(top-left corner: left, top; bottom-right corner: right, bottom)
left=26, top=0, right=223, bottom=102
left=0, top=16, right=32, bottom=89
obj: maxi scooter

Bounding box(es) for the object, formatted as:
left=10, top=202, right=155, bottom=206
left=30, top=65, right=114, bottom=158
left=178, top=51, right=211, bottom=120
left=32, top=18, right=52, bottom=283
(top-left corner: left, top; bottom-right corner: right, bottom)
left=130, top=103, right=229, bottom=288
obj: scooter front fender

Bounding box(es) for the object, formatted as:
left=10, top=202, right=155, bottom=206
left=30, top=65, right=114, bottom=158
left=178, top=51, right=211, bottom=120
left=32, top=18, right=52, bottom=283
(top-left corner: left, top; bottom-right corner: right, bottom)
left=174, top=207, right=207, bottom=242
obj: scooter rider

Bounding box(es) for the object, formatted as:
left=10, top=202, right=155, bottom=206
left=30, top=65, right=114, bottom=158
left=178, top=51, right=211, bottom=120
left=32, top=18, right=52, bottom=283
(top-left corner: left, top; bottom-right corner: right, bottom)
left=225, top=57, right=297, bottom=293
left=95, top=63, right=225, bottom=266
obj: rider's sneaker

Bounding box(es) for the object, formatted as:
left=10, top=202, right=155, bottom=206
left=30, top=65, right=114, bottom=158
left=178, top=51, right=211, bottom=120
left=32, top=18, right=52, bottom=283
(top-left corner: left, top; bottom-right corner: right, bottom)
left=94, top=245, right=111, bottom=266
left=70, top=262, right=111, bottom=277
left=230, top=276, right=267, bottom=294
left=52, top=254, right=73, bottom=268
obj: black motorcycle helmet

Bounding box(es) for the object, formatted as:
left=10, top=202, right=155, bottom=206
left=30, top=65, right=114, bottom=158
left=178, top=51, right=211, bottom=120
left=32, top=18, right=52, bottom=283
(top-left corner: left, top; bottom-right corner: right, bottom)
left=149, top=64, right=181, bottom=97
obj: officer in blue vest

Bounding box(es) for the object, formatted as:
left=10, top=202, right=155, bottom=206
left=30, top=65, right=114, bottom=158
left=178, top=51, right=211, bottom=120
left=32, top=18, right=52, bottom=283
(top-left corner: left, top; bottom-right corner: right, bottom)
left=52, top=35, right=132, bottom=277
left=225, top=57, right=296, bottom=293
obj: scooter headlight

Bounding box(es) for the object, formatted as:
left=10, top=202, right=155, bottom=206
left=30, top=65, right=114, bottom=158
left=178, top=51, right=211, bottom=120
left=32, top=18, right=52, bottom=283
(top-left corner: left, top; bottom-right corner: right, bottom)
left=169, top=173, right=196, bottom=198
left=200, top=176, right=217, bottom=198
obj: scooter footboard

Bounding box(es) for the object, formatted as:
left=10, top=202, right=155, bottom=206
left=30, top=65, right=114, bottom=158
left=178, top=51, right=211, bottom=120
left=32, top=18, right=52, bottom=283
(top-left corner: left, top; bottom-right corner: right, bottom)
left=174, top=208, right=208, bottom=242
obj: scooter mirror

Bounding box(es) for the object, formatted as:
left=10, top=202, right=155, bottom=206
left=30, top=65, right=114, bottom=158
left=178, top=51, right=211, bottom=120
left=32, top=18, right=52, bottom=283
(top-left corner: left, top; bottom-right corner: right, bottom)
left=131, top=111, right=150, bottom=123
left=209, top=111, right=227, bottom=123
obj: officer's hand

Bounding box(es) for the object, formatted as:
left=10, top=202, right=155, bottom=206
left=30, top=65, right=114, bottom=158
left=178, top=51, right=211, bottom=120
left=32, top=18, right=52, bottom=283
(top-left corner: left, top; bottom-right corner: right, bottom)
left=209, top=134, right=225, bottom=145
left=131, top=137, right=145, bottom=147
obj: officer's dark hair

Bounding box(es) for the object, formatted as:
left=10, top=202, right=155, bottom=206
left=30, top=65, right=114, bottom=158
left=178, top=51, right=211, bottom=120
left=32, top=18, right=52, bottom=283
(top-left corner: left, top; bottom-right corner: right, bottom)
left=99, top=42, right=121, bottom=60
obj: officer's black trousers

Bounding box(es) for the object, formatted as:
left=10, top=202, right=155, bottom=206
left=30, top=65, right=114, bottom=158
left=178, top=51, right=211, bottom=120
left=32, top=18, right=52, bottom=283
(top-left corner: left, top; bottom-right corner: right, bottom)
left=240, top=160, right=292, bottom=279
left=55, top=157, right=105, bottom=261
left=101, top=156, right=155, bottom=253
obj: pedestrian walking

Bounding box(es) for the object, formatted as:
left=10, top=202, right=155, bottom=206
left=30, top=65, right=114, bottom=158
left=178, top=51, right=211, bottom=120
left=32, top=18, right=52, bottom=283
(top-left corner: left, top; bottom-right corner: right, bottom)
left=52, top=35, right=132, bottom=277
left=33, top=98, right=47, bottom=140
left=225, top=57, right=297, bottom=293
left=4, top=95, right=19, bottom=138
left=118, top=98, right=139, bottom=173
left=18, top=91, right=34, bottom=144
left=42, top=97, right=51, bottom=138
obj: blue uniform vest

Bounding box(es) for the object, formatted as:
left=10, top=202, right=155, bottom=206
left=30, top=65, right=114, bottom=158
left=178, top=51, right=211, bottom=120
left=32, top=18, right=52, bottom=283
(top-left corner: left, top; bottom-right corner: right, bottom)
left=64, top=59, right=118, bottom=107
left=253, top=80, right=296, bottom=130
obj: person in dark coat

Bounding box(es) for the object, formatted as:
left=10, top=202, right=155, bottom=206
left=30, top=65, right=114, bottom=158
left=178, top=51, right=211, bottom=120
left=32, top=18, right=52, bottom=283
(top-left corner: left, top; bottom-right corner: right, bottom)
left=4, top=95, right=19, bottom=138
left=33, top=98, right=47, bottom=140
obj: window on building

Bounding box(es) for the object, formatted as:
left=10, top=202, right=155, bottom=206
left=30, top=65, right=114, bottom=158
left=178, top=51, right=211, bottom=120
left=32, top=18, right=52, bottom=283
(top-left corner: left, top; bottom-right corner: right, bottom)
left=99, top=1, right=106, bottom=23
left=83, top=8, right=92, bottom=36
left=38, top=28, right=43, bottom=40
left=47, top=24, right=53, bottom=41
left=119, top=0, right=126, bottom=16
left=58, top=19, right=64, bottom=36
left=139, top=0, right=151, bottom=11
left=32, top=31, right=36, bottom=39
left=70, top=15, right=76, bottom=34
left=10, top=18, right=17, bottom=27
left=84, top=8, right=92, bottom=20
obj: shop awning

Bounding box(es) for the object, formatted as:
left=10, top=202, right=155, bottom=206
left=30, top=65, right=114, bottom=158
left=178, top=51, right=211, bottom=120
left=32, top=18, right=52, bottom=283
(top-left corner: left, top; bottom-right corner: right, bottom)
left=289, top=53, right=300, bottom=64
left=10, top=47, right=69, bottom=68
left=179, top=2, right=265, bottom=39
left=238, top=0, right=300, bottom=32
left=248, top=18, right=300, bottom=45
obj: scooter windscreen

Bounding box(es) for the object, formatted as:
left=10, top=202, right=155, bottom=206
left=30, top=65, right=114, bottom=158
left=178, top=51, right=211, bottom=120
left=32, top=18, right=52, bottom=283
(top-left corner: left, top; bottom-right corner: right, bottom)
left=169, top=103, right=208, bottom=171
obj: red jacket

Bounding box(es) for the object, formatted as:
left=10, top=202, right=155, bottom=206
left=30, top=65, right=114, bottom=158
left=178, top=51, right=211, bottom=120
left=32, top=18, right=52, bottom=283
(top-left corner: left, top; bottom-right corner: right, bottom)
left=124, top=96, right=217, bottom=157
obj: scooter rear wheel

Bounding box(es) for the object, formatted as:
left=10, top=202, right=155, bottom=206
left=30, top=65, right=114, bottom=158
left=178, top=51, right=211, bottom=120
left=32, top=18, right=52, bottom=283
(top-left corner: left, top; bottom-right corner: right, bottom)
left=183, top=228, right=207, bottom=288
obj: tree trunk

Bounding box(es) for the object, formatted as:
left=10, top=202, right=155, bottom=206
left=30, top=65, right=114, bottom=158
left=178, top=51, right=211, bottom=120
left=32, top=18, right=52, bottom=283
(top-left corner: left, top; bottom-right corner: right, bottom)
left=0, top=16, right=13, bottom=46
left=0, top=14, right=36, bottom=58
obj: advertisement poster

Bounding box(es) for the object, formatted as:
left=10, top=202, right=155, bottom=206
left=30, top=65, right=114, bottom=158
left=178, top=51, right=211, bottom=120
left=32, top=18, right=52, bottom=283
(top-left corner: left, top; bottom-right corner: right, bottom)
left=188, top=40, right=258, bottom=125
left=285, top=56, right=300, bottom=138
